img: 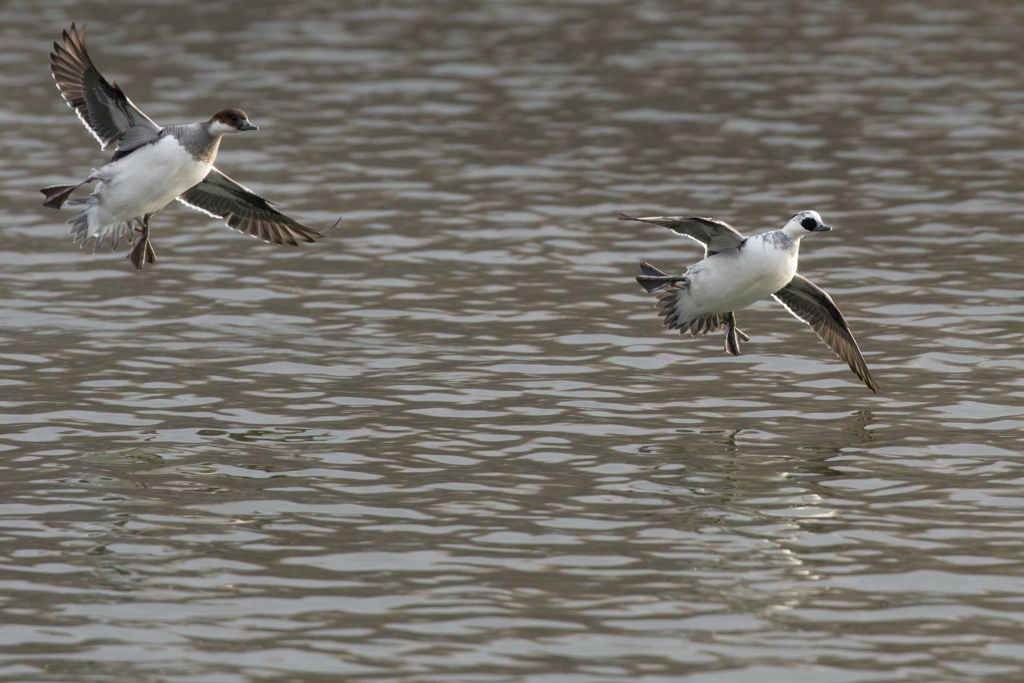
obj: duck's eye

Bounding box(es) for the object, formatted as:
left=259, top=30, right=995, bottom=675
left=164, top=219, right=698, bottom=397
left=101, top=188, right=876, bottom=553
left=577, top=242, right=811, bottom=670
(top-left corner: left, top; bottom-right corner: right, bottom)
left=801, top=216, right=817, bottom=230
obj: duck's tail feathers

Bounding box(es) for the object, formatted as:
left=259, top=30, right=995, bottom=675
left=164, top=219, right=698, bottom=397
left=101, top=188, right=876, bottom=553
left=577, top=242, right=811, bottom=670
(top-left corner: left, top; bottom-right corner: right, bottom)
left=66, top=198, right=139, bottom=254
left=636, top=261, right=686, bottom=293
left=642, top=272, right=749, bottom=350
left=651, top=280, right=722, bottom=336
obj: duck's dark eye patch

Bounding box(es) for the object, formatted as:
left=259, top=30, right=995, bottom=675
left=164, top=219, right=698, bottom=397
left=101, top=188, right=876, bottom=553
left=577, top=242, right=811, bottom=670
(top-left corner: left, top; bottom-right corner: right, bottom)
left=801, top=216, right=817, bottom=230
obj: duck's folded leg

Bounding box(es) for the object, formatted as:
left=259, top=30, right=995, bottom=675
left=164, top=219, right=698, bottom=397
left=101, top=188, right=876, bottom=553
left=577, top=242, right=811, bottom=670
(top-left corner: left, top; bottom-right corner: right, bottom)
left=723, top=312, right=749, bottom=356
left=40, top=181, right=90, bottom=209
left=636, top=262, right=686, bottom=293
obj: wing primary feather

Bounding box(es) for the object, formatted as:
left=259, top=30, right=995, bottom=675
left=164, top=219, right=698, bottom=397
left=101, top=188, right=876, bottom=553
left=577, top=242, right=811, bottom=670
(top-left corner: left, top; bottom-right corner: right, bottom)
left=772, top=278, right=881, bottom=394
left=50, top=23, right=162, bottom=155
left=177, top=170, right=335, bottom=245
left=619, top=212, right=745, bottom=257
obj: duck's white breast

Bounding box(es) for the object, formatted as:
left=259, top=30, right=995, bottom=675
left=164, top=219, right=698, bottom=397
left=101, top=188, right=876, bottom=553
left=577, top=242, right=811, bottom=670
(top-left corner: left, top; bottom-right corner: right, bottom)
left=688, top=233, right=799, bottom=312
left=99, top=137, right=212, bottom=220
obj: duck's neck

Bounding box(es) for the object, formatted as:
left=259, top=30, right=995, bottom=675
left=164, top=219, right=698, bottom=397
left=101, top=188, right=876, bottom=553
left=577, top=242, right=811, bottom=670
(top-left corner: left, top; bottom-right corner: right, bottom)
left=172, top=123, right=223, bottom=164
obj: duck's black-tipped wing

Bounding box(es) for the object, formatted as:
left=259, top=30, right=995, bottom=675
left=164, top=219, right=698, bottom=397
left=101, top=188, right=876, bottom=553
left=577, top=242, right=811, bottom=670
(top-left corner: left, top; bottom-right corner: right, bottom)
left=178, top=168, right=339, bottom=246
left=773, top=274, right=881, bottom=393
left=619, top=213, right=746, bottom=257
left=50, top=23, right=162, bottom=157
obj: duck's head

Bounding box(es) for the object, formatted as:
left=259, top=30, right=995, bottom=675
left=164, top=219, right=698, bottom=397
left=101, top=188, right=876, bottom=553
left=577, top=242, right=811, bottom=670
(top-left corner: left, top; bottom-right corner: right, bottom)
left=782, top=210, right=832, bottom=238
left=208, top=108, right=258, bottom=135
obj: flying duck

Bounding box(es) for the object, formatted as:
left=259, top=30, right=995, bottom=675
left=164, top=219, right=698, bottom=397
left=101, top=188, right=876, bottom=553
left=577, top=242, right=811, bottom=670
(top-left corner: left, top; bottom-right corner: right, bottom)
left=41, top=23, right=339, bottom=270
left=625, top=211, right=881, bottom=393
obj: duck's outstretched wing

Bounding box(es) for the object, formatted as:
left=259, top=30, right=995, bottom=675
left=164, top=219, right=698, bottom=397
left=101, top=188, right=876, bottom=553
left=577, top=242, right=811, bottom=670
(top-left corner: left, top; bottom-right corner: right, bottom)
left=773, top=274, right=881, bottom=394
left=178, top=168, right=340, bottom=246
left=619, top=213, right=746, bottom=257
left=50, top=23, right=162, bottom=159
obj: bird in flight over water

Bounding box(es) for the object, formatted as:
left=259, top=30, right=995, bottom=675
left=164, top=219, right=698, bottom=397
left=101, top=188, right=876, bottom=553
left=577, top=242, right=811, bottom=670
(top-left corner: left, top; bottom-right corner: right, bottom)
left=41, top=23, right=340, bottom=270
left=624, top=211, right=880, bottom=393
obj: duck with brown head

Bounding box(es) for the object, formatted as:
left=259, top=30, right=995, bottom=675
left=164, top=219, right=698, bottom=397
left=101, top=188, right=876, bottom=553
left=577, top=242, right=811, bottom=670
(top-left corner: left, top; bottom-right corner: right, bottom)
left=40, top=24, right=339, bottom=271
left=210, top=108, right=258, bottom=133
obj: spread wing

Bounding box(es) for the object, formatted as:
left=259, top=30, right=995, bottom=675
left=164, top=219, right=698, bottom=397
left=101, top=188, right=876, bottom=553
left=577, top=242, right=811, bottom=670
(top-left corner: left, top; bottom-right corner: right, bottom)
left=178, top=168, right=339, bottom=245
left=619, top=213, right=746, bottom=257
left=773, top=274, right=881, bottom=393
left=50, top=23, right=162, bottom=159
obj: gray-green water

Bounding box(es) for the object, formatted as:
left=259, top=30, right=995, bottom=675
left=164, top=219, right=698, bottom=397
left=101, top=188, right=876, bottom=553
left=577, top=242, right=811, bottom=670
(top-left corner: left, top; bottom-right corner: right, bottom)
left=2, top=0, right=1024, bottom=680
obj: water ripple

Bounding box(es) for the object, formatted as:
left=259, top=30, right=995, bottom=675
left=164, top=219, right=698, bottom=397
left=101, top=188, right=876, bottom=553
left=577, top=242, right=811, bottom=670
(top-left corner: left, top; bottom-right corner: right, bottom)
left=3, top=0, right=1024, bottom=680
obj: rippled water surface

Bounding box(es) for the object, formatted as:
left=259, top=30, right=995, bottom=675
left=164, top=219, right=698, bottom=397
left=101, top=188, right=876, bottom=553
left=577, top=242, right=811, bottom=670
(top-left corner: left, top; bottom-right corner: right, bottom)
left=3, top=0, right=1024, bottom=680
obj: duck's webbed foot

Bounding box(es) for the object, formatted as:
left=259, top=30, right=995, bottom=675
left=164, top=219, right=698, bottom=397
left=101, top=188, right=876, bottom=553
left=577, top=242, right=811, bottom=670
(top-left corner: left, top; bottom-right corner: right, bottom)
left=723, top=312, right=750, bottom=357
left=127, top=215, right=156, bottom=271
left=40, top=180, right=91, bottom=209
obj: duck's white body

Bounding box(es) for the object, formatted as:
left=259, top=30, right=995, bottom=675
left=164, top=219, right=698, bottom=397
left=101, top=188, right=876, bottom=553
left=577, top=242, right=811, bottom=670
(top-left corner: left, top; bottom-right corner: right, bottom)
left=75, top=134, right=216, bottom=243
left=668, top=226, right=803, bottom=321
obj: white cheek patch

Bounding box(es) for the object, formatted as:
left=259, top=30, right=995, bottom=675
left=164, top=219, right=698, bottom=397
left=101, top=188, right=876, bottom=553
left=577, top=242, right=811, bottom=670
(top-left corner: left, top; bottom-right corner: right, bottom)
left=209, top=121, right=236, bottom=135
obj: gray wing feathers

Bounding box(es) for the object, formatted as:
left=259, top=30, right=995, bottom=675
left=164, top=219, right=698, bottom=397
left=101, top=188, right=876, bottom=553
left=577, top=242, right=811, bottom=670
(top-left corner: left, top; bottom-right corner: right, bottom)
left=619, top=213, right=746, bottom=257
left=773, top=274, right=881, bottom=393
left=178, top=169, right=338, bottom=245
left=50, top=23, right=161, bottom=154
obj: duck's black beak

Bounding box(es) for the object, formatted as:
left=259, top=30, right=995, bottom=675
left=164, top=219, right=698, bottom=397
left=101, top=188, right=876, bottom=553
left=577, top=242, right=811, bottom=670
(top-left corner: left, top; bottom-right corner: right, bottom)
left=239, top=120, right=258, bottom=132
left=812, top=223, right=833, bottom=231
